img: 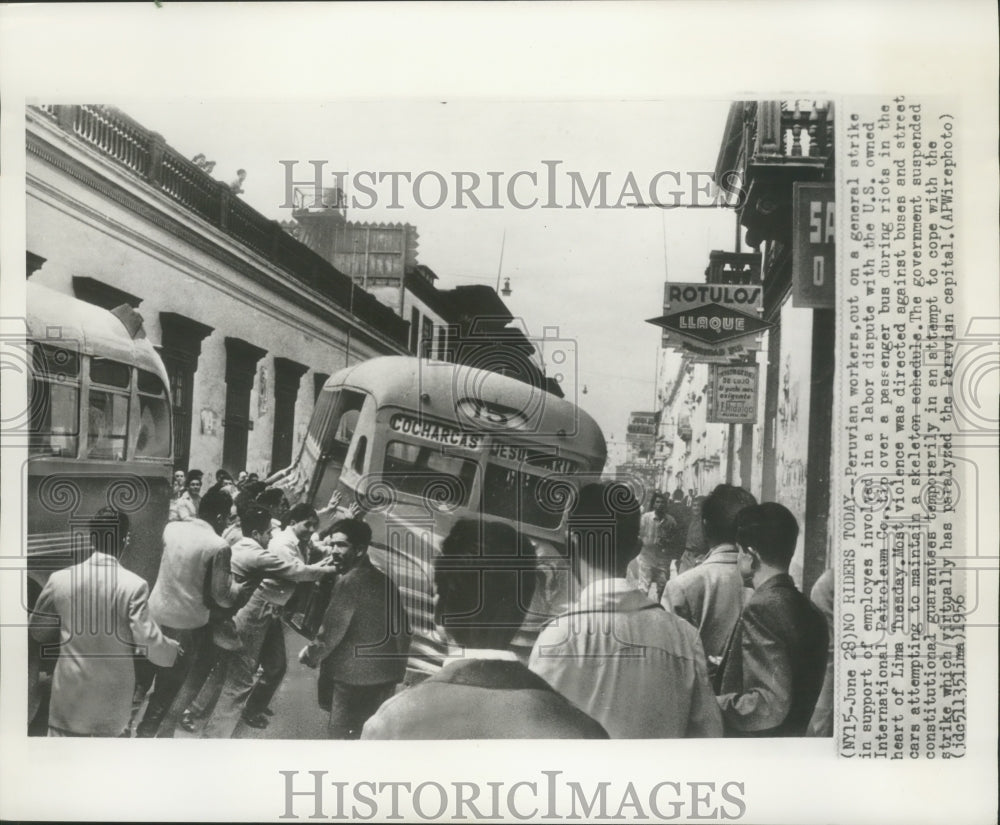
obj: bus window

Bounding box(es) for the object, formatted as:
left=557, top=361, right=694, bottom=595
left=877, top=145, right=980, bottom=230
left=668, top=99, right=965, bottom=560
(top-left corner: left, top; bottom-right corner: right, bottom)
left=308, top=389, right=368, bottom=506
left=90, top=357, right=131, bottom=388
left=384, top=440, right=478, bottom=506
left=481, top=463, right=564, bottom=530
left=28, top=343, right=80, bottom=457
left=134, top=369, right=171, bottom=459
left=316, top=391, right=365, bottom=462
left=87, top=357, right=130, bottom=461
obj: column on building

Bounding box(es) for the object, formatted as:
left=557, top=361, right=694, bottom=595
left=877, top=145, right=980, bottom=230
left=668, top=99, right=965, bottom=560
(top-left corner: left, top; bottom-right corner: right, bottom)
left=271, top=357, right=309, bottom=472
left=222, top=337, right=268, bottom=475
left=158, top=312, right=214, bottom=472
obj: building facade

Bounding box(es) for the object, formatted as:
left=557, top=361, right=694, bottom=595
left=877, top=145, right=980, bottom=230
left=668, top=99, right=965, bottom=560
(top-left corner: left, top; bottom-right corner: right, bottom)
left=26, top=104, right=408, bottom=478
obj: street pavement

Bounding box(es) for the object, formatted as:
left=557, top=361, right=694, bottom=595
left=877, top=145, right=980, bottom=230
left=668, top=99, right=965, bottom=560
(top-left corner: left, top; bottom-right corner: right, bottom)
left=173, top=623, right=329, bottom=740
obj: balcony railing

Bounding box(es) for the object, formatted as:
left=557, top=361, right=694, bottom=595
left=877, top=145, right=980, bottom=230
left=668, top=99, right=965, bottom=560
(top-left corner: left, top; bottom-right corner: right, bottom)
left=705, top=250, right=761, bottom=285
left=753, top=100, right=833, bottom=165
left=29, top=104, right=408, bottom=348
left=723, top=100, right=834, bottom=250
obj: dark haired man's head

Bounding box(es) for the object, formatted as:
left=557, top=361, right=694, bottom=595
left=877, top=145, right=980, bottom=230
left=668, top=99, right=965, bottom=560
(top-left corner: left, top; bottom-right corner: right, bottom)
left=566, top=482, right=641, bottom=581
left=243, top=480, right=267, bottom=500
left=701, top=484, right=758, bottom=547
left=199, top=488, right=234, bottom=534
left=257, top=487, right=288, bottom=512
left=258, top=488, right=291, bottom=529
left=322, top=518, right=373, bottom=573
left=283, top=503, right=318, bottom=539
left=86, top=507, right=131, bottom=558
left=435, top=519, right=536, bottom=651
left=734, top=502, right=799, bottom=576
left=240, top=504, right=272, bottom=542
left=215, top=469, right=233, bottom=483
left=323, top=518, right=372, bottom=547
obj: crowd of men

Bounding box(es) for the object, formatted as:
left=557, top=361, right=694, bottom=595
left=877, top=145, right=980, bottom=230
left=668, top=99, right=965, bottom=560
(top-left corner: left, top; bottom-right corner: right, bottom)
left=29, top=470, right=834, bottom=740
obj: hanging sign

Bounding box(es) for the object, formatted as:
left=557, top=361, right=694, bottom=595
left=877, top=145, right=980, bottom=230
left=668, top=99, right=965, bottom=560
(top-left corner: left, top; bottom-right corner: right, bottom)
left=650, top=303, right=772, bottom=346
left=792, top=182, right=835, bottom=308
left=706, top=363, right=760, bottom=423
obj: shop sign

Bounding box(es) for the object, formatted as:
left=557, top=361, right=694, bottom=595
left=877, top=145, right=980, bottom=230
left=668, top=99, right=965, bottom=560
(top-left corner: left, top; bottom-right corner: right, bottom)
left=650, top=303, right=772, bottom=346
left=706, top=364, right=760, bottom=423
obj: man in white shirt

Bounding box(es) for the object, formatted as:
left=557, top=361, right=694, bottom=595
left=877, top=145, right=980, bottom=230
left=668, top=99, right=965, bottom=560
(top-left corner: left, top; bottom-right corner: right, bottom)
left=529, top=482, right=722, bottom=739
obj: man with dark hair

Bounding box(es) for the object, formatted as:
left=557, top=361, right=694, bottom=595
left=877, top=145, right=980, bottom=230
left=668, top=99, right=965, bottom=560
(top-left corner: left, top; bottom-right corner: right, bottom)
left=714, top=503, right=829, bottom=737
left=298, top=517, right=409, bottom=738
left=136, top=488, right=242, bottom=737
left=529, top=483, right=721, bottom=738
left=180, top=503, right=275, bottom=731
left=206, top=469, right=237, bottom=499
left=362, top=519, right=607, bottom=739
left=169, top=469, right=203, bottom=522
left=201, top=503, right=337, bottom=737
left=661, top=484, right=758, bottom=664
left=256, top=487, right=290, bottom=539
left=30, top=509, right=179, bottom=736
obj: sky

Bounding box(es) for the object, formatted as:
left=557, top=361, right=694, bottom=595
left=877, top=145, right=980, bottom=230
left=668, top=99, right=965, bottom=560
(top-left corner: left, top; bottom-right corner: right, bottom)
left=120, top=99, right=738, bottom=467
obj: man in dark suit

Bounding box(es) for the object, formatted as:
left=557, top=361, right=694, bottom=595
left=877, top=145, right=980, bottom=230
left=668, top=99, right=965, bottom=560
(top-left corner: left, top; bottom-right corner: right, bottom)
left=714, top=503, right=828, bottom=737
left=298, top=518, right=411, bottom=738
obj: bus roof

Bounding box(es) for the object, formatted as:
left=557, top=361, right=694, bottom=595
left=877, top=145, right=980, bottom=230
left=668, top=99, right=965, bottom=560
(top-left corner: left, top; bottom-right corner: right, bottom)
left=26, top=283, right=169, bottom=383
left=325, top=356, right=607, bottom=456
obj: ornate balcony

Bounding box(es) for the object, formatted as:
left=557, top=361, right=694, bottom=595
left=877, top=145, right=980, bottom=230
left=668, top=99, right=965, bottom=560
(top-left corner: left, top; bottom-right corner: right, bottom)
left=704, top=250, right=761, bottom=286
left=715, top=100, right=834, bottom=249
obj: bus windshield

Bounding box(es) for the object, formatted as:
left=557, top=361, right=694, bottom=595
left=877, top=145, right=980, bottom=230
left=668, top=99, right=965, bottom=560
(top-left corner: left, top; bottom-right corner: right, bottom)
left=481, top=442, right=583, bottom=529
left=29, top=343, right=81, bottom=457
left=481, top=463, right=568, bottom=529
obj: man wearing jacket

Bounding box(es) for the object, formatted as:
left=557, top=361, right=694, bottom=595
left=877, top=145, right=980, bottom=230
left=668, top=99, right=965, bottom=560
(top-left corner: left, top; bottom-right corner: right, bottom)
left=201, top=504, right=337, bottom=738
left=714, top=503, right=829, bottom=737
left=298, top=518, right=411, bottom=738
left=661, top=484, right=757, bottom=664
left=136, top=488, right=242, bottom=737
left=30, top=508, right=179, bottom=736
